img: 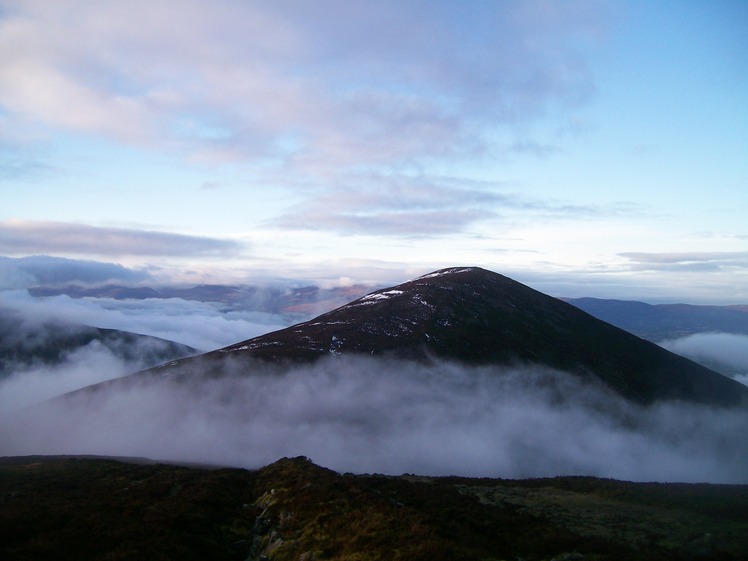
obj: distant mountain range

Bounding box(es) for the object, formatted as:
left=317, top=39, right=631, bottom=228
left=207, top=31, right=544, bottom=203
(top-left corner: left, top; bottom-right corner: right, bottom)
left=99, top=267, right=748, bottom=407
left=563, top=297, right=748, bottom=340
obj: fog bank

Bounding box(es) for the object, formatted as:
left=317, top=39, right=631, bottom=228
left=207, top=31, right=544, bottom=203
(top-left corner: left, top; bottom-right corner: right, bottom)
left=660, top=332, right=748, bottom=386
left=2, top=356, right=746, bottom=483
left=0, top=289, right=290, bottom=351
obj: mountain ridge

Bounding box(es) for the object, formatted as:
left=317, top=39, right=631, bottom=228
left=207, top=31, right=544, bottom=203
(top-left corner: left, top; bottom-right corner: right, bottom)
left=564, top=296, right=748, bottom=340
left=109, top=266, right=747, bottom=407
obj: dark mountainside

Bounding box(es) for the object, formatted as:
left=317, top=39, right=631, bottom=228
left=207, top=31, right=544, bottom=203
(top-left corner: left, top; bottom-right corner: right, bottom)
left=564, top=297, right=748, bottom=341
left=1, top=455, right=746, bottom=561
left=0, top=309, right=195, bottom=379
left=130, top=267, right=748, bottom=407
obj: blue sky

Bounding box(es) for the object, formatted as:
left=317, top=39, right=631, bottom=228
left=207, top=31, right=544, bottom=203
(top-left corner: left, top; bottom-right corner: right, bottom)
left=1, top=0, right=746, bottom=302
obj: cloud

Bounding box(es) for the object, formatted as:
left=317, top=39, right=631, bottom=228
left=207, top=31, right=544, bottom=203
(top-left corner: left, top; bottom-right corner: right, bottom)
left=0, top=147, right=57, bottom=180
left=0, top=289, right=289, bottom=351
left=272, top=172, right=643, bottom=237
left=1, top=356, right=746, bottom=483
left=0, top=220, right=243, bottom=258
left=0, top=1, right=609, bottom=173
left=619, top=251, right=748, bottom=273
left=0, top=338, right=179, bottom=413
left=273, top=174, right=510, bottom=236
left=660, top=332, right=748, bottom=386
left=0, top=255, right=152, bottom=288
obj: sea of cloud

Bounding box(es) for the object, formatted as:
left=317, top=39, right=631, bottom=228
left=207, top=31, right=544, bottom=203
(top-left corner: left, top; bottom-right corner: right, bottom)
left=2, top=355, right=746, bottom=484
left=1, top=256, right=747, bottom=483
left=0, top=289, right=291, bottom=352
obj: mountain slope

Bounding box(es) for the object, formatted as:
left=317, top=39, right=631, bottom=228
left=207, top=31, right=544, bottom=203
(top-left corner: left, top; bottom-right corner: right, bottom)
left=1, top=455, right=746, bottom=561
left=145, top=267, right=747, bottom=407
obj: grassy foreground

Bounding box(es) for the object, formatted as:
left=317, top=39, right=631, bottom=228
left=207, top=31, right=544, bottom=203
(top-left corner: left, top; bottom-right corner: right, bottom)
left=0, top=455, right=746, bottom=560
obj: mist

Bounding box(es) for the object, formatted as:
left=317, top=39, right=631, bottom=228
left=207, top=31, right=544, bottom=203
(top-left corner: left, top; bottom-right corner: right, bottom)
left=660, top=332, right=748, bottom=386
left=0, top=340, right=155, bottom=413
left=0, top=289, right=290, bottom=351
left=2, top=355, right=746, bottom=484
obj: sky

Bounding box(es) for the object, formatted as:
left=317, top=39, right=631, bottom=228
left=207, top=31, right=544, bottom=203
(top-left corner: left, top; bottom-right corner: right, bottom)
left=1, top=0, right=747, bottom=302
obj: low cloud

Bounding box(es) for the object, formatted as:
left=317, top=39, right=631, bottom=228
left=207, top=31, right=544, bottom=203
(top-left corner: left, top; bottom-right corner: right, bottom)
left=660, top=332, right=748, bottom=386
left=0, top=220, right=243, bottom=258
left=0, top=289, right=289, bottom=352
left=0, top=305, right=198, bottom=412
left=0, top=339, right=170, bottom=414
left=2, top=356, right=746, bottom=483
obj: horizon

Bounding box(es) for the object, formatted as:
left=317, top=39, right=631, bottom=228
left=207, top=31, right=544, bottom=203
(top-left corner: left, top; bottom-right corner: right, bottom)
left=1, top=1, right=747, bottom=304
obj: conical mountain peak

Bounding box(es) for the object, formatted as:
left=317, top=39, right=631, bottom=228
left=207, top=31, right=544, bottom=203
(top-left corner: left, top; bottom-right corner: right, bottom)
left=82, top=267, right=747, bottom=408
left=207, top=267, right=748, bottom=406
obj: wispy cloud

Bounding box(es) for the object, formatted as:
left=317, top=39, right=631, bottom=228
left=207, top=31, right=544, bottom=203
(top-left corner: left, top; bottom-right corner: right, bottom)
left=619, top=251, right=748, bottom=272
left=273, top=171, right=645, bottom=237
left=273, top=174, right=511, bottom=236
left=0, top=1, right=609, bottom=174
left=0, top=220, right=243, bottom=258
left=0, top=148, right=57, bottom=181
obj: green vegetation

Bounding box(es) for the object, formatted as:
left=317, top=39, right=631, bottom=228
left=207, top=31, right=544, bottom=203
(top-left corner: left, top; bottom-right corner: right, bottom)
left=1, top=456, right=746, bottom=560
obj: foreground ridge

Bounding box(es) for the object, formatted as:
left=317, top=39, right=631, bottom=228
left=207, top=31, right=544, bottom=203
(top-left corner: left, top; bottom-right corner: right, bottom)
left=1, top=455, right=746, bottom=560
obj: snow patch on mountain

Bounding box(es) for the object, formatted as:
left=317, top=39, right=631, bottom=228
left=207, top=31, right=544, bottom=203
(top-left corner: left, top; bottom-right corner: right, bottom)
left=415, top=267, right=477, bottom=280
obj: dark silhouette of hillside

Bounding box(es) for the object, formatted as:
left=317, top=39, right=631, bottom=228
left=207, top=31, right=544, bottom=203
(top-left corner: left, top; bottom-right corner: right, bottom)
left=1, top=455, right=746, bottom=561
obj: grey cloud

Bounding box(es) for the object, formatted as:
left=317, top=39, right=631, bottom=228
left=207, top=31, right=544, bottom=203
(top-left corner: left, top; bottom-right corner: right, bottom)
left=0, top=220, right=243, bottom=258
left=2, top=356, right=746, bottom=483
left=0, top=255, right=151, bottom=289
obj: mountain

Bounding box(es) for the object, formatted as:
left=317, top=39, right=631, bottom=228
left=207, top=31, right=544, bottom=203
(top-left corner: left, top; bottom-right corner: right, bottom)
left=1, top=455, right=746, bottom=561
left=563, top=297, right=748, bottom=341
left=122, top=267, right=747, bottom=407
